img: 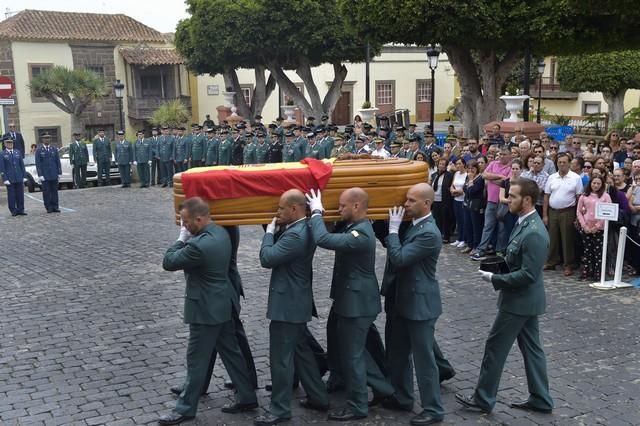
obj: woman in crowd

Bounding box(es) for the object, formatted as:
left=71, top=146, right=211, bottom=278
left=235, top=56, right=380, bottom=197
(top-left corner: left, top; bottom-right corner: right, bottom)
left=477, top=156, right=488, bottom=173
left=353, top=114, right=363, bottom=129
left=582, top=160, right=594, bottom=187
left=585, top=139, right=597, bottom=154
left=605, top=130, right=621, bottom=153
left=449, top=157, right=468, bottom=248
left=414, top=151, right=431, bottom=184
left=626, top=174, right=640, bottom=274
left=431, top=157, right=454, bottom=243
left=462, top=159, right=485, bottom=255
left=576, top=175, right=611, bottom=280
left=497, top=159, right=522, bottom=247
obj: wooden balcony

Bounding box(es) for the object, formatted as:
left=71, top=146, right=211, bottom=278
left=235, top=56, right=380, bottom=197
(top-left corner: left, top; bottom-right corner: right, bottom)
left=530, top=77, right=578, bottom=100
left=127, top=96, right=192, bottom=120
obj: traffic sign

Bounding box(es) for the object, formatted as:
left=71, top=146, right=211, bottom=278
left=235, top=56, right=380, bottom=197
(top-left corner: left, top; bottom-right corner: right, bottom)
left=0, top=98, right=15, bottom=105
left=0, top=75, right=15, bottom=98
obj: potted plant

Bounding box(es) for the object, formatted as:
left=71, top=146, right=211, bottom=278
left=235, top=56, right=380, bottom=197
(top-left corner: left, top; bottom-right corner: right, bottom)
left=358, top=100, right=378, bottom=124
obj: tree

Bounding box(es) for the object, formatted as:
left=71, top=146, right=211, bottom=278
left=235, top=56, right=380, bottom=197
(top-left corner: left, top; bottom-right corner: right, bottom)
left=150, top=99, right=191, bottom=128
left=340, top=0, right=640, bottom=137
left=557, top=51, right=640, bottom=124
left=29, top=66, right=106, bottom=135
left=175, top=0, right=375, bottom=120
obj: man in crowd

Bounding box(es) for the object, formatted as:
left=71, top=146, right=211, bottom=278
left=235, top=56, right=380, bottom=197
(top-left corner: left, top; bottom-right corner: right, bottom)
left=543, top=153, right=583, bottom=276
left=114, top=130, right=133, bottom=188
left=35, top=133, right=62, bottom=213
left=521, top=155, right=549, bottom=217
left=133, top=130, right=152, bottom=188
left=174, top=127, right=191, bottom=173
left=190, top=125, right=206, bottom=168
left=488, top=124, right=505, bottom=147
left=159, top=197, right=258, bottom=425
left=532, top=143, right=557, bottom=177
left=0, top=136, right=26, bottom=216
left=148, top=127, right=161, bottom=185
left=371, top=137, right=390, bottom=159
left=93, top=128, right=112, bottom=186
left=2, top=122, right=25, bottom=156
left=158, top=126, right=175, bottom=187
left=457, top=178, right=553, bottom=415
left=254, top=189, right=329, bottom=426
left=69, top=131, right=89, bottom=189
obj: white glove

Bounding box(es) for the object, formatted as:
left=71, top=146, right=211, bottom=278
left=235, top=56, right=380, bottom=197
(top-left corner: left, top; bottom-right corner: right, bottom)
left=148, top=161, right=152, bottom=165
left=388, top=206, right=405, bottom=234
left=38, top=176, right=45, bottom=181
left=178, top=220, right=192, bottom=243
left=23, top=178, right=27, bottom=183
left=3, top=180, right=9, bottom=185
left=133, top=161, right=138, bottom=166
left=478, top=270, right=493, bottom=283
left=305, top=188, right=324, bottom=212
left=266, top=217, right=277, bottom=234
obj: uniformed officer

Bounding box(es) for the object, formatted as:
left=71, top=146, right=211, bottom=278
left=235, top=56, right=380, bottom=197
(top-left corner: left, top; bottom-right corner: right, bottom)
left=282, top=131, right=302, bottom=163
left=243, top=133, right=257, bottom=165
left=253, top=114, right=266, bottom=133
left=389, top=142, right=402, bottom=158
left=218, top=129, right=233, bottom=166
left=265, top=131, right=283, bottom=164
left=158, top=197, right=258, bottom=425
left=204, top=128, right=219, bottom=166
left=35, top=133, right=62, bottom=213
left=133, top=130, right=152, bottom=188
left=304, top=133, right=324, bottom=160
left=353, top=136, right=369, bottom=155
left=231, top=125, right=246, bottom=165
left=92, top=128, right=111, bottom=186
left=158, top=126, right=175, bottom=187
left=69, top=131, right=89, bottom=188
left=148, top=128, right=161, bottom=185
left=330, top=136, right=349, bottom=158
left=407, top=124, right=424, bottom=147
left=456, top=178, right=554, bottom=415
left=254, top=132, right=268, bottom=164
left=114, top=131, right=133, bottom=188
left=0, top=137, right=26, bottom=216
left=318, top=127, right=334, bottom=158
left=254, top=190, right=329, bottom=426
left=306, top=188, right=394, bottom=421
left=381, top=183, right=446, bottom=425
left=190, top=125, right=206, bottom=168
left=174, top=127, right=191, bottom=173
left=273, top=117, right=285, bottom=144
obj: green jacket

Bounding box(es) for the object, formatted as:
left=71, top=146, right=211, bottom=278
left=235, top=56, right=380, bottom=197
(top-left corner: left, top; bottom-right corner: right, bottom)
left=255, top=141, right=268, bottom=164
left=133, top=138, right=152, bottom=163
left=92, top=137, right=111, bottom=162
left=383, top=216, right=442, bottom=321
left=191, top=133, right=206, bottom=162
left=69, top=141, right=89, bottom=166
left=491, top=212, right=549, bottom=316
left=243, top=141, right=257, bottom=165
left=308, top=215, right=381, bottom=318
left=157, top=135, right=175, bottom=162
left=218, top=138, right=232, bottom=165
left=174, top=136, right=191, bottom=162
left=205, top=137, right=219, bottom=166
left=114, top=140, right=133, bottom=165
left=162, top=223, right=233, bottom=325
left=282, top=142, right=302, bottom=163
left=260, top=219, right=316, bottom=323
left=304, top=142, right=324, bottom=160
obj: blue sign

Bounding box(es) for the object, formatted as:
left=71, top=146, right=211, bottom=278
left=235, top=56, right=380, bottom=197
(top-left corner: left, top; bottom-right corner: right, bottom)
left=545, top=125, right=573, bottom=142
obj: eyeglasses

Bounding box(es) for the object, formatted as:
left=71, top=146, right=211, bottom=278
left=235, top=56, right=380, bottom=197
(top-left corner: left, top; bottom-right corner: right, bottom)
left=549, top=147, right=558, bottom=150
left=611, top=134, right=618, bottom=137
left=587, top=142, right=595, bottom=146
left=584, top=165, right=592, bottom=169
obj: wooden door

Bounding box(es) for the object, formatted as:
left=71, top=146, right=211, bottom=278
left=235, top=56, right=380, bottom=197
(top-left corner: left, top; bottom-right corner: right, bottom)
left=331, top=91, right=351, bottom=125
left=416, top=79, right=432, bottom=122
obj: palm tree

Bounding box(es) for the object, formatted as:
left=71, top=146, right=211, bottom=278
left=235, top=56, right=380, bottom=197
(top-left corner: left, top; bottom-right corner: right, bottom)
left=150, top=99, right=191, bottom=128
left=29, top=66, right=107, bottom=136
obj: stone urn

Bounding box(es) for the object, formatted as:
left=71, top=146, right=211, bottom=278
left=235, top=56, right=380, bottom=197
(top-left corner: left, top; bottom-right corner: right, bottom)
left=222, top=91, right=236, bottom=108
left=281, top=105, right=297, bottom=122
left=357, top=107, right=379, bottom=124
left=500, top=95, right=530, bottom=122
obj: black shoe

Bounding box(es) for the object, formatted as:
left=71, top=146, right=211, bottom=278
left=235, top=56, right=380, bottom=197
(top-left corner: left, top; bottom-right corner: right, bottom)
left=510, top=400, right=552, bottom=414
left=17, top=212, right=27, bottom=216
left=253, top=413, right=290, bottom=426
left=224, top=380, right=235, bottom=390
left=170, top=385, right=207, bottom=397
left=11, top=212, right=17, bottom=216
left=325, top=377, right=344, bottom=393
left=265, top=383, right=272, bottom=392
left=46, top=209, right=53, bottom=213
left=381, top=395, right=413, bottom=412
left=52, top=208, right=61, bottom=213
left=439, top=370, right=456, bottom=383
left=221, top=401, right=259, bottom=413
left=157, top=412, right=194, bottom=425
left=162, top=183, right=168, bottom=188
left=299, top=398, right=329, bottom=412
left=410, top=411, right=444, bottom=426
left=327, top=408, right=366, bottom=421
left=368, top=394, right=387, bottom=407
left=455, top=393, right=491, bottom=413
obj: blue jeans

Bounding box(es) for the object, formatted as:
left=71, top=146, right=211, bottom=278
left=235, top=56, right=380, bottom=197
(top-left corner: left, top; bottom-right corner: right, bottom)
left=453, top=200, right=466, bottom=242
left=464, top=206, right=484, bottom=249
left=478, top=201, right=508, bottom=253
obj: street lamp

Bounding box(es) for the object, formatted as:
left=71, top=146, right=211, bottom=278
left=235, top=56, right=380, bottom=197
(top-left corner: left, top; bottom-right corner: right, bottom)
left=536, top=60, right=546, bottom=124
left=426, top=44, right=441, bottom=134
left=113, top=79, right=125, bottom=131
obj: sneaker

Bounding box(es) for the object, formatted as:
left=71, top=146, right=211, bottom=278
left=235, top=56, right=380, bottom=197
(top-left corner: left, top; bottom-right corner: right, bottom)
left=470, top=251, right=487, bottom=261
left=450, top=240, right=461, bottom=246
left=461, top=246, right=472, bottom=254
left=457, top=242, right=468, bottom=249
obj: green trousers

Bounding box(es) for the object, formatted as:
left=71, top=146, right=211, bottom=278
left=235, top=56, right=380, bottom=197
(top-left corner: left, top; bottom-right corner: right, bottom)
left=474, top=311, right=553, bottom=411
left=174, top=321, right=257, bottom=417
left=548, top=206, right=577, bottom=268
left=269, top=321, right=328, bottom=418
left=136, top=163, right=150, bottom=187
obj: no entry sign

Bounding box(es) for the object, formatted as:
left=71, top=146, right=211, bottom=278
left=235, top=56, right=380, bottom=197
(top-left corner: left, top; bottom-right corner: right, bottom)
left=0, top=75, right=15, bottom=98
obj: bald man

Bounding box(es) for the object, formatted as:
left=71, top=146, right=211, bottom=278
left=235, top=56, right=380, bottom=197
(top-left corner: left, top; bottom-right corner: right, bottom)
left=306, top=188, right=393, bottom=421
left=381, top=183, right=446, bottom=425
left=255, top=190, right=329, bottom=426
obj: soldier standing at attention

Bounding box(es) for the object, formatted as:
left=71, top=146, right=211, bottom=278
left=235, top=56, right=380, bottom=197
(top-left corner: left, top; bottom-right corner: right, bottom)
left=158, top=197, right=258, bottom=425
left=35, top=133, right=62, bottom=213
left=204, top=128, right=219, bottom=166
left=190, top=125, right=206, bottom=168
left=254, top=189, right=329, bottom=426
left=173, top=127, right=191, bottom=173
left=148, top=128, right=161, bottom=186
left=243, top=132, right=257, bottom=165
left=218, top=128, right=233, bottom=166
left=133, top=130, right=152, bottom=188
left=231, top=125, right=246, bottom=165
left=69, top=131, right=89, bottom=188
left=265, top=129, right=283, bottom=164
left=114, top=130, right=133, bottom=188
left=306, top=187, right=394, bottom=421
left=330, top=135, right=348, bottom=158
left=0, top=137, right=27, bottom=216
left=456, top=178, right=553, bottom=415
left=93, top=128, right=111, bottom=186
left=255, top=132, right=268, bottom=164
left=158, top=126, right=175, bottom=187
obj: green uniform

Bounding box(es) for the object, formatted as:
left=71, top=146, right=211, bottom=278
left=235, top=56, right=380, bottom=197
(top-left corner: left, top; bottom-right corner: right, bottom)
left=320, top=136, right=334, bottom=159
left=242, top=141, right=257, bottom=165
left=147, top=136, right=161, bottom=185
left=382, top=216, right=444, bottom=418
left=474, top=212, right=553, bottom=412
left=162, top=224, right=257, bottom=417
left=92, top=136, right=111, bottom=185
left=255, top=141, right=268, bottom=164
left=190, top=133, right=206, bottom=167
left=133, top=137, right=152, bottom=187
left=309, top=215, right=393, bottom=416
left=114, top=140, right=133, bottom=186
left=330, top=145, right=349, bottom=158
left=260, top=219, right=328, bottom=419
left=158, top=135, right=175, bottom=186
left=282, top=142, right=302, bottom=163
left=218, top=138, right=232, bottom=166
left=304, top=141, right=324, bottom=160
left=174, top=135, right=191, bottom=173
left=69, top=140, right=89, bottom=188
left=204, top=137, right=219, bottom=166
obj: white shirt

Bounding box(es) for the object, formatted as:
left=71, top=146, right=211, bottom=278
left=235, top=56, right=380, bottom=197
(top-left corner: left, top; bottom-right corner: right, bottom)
left=518, top=209, right=537, bottom=225
left=544, top=170, right=583, bottom=209
left=372, top=147, right=390, bottom=158
left=412, top=212, right=432, bottom=226
left=452, top=171, right=467, bottom=202
left=433, top=174, right=444, bottom=202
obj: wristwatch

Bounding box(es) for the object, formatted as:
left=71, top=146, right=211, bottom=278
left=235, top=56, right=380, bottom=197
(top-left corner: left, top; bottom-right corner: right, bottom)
left=312, top=209, right=324, bottom=216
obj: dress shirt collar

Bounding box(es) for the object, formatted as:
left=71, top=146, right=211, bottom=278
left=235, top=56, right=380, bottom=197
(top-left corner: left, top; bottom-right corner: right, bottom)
left=285, top=216, right=306, bottom=229
left=412, top=212, right=432, bottom=226
left=518, top=209, right=536, bottom=225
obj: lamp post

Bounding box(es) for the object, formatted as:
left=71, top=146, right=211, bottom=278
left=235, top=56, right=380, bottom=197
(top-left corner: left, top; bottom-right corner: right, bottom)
left=426, top=44, right=441, bottom=134
left=113, top=79, right=125, bottom=131
left=536, top=60, right=546, bottom=124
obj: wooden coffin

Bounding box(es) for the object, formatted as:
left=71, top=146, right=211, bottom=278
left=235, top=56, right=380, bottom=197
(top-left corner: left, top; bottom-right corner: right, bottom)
left=172, top=158, right=428, bottom=225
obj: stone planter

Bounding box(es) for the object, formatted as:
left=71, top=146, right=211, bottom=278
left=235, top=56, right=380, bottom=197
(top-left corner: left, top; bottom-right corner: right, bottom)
left=357, top=107, right=379, bottom=124
left=500, top=95, right=530, bottom=122
left=281, top=105, right=297, bottom=122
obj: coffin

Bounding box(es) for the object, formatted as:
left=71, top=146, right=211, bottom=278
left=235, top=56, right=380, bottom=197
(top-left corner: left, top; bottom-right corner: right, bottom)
left=172, top=158, right=428, bottom=225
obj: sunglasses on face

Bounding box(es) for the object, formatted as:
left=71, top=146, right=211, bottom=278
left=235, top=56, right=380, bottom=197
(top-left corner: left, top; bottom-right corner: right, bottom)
left=584, top=165, right=592, bottom=169
left=550, top=147, right=558, bottom=150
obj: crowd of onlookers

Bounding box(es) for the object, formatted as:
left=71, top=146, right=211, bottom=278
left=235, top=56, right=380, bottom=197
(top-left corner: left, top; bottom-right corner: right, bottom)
left=412, top=125, right=640, bottom=281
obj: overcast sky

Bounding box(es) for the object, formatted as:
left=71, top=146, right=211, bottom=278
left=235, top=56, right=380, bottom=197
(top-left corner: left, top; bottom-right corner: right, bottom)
left=3, top=0, right=189, bottom=33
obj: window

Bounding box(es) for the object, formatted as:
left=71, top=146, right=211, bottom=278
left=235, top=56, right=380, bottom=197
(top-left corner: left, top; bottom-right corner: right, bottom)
left=140, top=74, right=162, bottom=97
left=376, top=81, right=394, bottom=105
left=416, top=80, right=432, bottom=103
left=29, top=63, right=53, bottom=102
left=281, top=83, right=305, bottom=105
left=85, top=65, right=104, bottom=77
left=34, top=127, right=61, bottom=147
left=582, top=102, right=601, bottom=115
left=240, top=85, right=253, bottom=106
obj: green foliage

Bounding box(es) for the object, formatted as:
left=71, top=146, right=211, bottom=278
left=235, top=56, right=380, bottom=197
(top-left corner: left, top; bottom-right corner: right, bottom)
left=150, top=100, right=191, bottom=128
left=361, top=100, right=371, bottom=109
left=29, top=66, right=106, bottom=114
left=504, top=80, right=520, bottom=95
left=552, top=114, right=571, bottom=126
left=557, top=50, right=640, bottom=95
left=623, top=107, right=640, bottom=130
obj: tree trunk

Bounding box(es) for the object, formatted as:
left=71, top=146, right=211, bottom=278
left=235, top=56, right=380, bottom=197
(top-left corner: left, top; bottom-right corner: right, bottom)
left=322, top=63, right=348, bottom=122
left=267, top=63, right=314, bottom=116
left=250, top=65, right=276, bottom=118
left=70, top=114, right=83, bottom=142
left=603, top=89, right=627, bottom=125
left=223, top=68, right=251, bottom=119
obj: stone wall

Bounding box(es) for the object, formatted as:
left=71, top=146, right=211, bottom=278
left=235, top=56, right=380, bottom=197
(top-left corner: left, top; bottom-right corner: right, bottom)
left=0, top=40, right=20, bottom=130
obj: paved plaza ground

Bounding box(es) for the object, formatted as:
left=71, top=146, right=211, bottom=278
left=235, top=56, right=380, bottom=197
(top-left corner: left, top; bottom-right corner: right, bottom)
left=1, top=185, right=639, bottom=425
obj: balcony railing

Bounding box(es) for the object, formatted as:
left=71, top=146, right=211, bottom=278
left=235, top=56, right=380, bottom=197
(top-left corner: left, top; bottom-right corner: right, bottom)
left=127, top=95, right=191, bottom=120
left=530, top=77, right=578, bottom=100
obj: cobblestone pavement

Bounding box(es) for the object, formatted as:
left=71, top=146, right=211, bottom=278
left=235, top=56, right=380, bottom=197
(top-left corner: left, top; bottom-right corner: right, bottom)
left=1, top=185, right=639, bottom=426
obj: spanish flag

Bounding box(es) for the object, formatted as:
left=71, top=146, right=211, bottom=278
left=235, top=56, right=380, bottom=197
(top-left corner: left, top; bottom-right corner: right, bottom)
left=181, top=158, right=333, bottom=200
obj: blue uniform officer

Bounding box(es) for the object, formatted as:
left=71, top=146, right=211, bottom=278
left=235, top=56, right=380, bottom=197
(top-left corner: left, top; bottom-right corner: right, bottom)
left=35, top=133, right=62, bottom=213
left=0, top=137, right=27, bottom=216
